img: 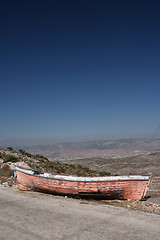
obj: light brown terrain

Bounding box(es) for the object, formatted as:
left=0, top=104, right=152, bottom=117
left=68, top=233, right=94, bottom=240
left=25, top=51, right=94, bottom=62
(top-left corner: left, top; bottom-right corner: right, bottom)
left=63, top=152, right=160, bottom=176
left=23, top=138, right=160, bottom=161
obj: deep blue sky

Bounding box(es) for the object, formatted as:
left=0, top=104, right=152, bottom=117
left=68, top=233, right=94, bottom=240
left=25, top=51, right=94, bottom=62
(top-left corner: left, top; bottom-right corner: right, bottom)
left=0, top=0, right=160, bottom=144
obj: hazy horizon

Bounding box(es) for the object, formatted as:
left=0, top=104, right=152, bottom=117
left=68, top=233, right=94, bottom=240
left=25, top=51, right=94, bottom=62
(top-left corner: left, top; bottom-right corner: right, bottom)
left=0, top=135, right=159, bottom=148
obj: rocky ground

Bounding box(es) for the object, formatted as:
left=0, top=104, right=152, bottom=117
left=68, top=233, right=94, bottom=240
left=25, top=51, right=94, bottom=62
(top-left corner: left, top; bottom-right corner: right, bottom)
left=90, top=177, right=160, bottom=215
left=0, top=148, right=160, bottom=215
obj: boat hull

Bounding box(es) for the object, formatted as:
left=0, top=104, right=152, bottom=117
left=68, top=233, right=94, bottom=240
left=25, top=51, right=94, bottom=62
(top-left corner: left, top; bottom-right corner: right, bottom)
left=16, top=168, right=149, bottom=200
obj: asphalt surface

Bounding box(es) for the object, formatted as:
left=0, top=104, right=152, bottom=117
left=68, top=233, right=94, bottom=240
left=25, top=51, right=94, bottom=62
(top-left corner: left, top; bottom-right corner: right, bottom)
left=0, top=186, right=160, bottom=240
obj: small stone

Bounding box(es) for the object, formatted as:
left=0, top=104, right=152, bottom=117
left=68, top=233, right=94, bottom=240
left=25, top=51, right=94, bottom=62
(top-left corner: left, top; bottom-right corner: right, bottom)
left=2, top=182, right=9, bottom=187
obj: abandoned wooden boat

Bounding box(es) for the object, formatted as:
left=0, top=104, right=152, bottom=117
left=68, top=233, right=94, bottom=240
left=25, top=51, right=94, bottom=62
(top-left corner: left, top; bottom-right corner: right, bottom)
left=15, top=166, right=150, bottom=200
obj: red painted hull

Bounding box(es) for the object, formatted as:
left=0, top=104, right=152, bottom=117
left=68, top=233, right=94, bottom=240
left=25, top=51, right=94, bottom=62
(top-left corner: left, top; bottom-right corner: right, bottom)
left=16, top=167, right=150, bottom=200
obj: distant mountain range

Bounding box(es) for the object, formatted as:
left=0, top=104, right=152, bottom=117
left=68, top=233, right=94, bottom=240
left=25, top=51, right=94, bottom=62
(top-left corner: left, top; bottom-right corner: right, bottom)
left=10, top=138, right=160, bottom=161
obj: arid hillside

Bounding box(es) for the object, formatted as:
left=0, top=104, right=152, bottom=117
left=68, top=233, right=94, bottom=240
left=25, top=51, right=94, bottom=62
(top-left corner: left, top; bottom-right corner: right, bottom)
left=0, top=147, right=112, bottom=187
left=62, top=152, right=160, bottom=176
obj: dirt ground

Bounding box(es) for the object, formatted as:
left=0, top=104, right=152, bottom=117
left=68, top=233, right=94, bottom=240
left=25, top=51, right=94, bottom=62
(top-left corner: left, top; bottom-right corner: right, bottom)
left=76, top=177, right=160, bottom=215
left=100, top=177, right=160, bottom=215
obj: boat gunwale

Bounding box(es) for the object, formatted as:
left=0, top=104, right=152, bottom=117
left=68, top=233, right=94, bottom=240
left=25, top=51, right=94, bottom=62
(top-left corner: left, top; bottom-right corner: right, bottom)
left=16, top=168, right=150, bottom=183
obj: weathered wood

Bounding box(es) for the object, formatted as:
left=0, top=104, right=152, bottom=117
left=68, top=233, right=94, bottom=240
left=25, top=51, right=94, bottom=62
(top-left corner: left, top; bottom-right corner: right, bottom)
left=16, top=166, right=150, bottom=200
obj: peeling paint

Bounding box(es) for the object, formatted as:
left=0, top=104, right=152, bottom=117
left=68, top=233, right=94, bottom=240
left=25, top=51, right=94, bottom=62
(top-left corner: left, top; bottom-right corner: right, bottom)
left=16, top=166, right=150, bottom=200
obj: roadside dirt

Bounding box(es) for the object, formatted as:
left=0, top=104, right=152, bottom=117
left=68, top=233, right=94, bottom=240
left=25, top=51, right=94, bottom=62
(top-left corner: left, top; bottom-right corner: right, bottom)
left=0, top=164, right=16, bottom=187
left=79, top=177, right=160, bottom=215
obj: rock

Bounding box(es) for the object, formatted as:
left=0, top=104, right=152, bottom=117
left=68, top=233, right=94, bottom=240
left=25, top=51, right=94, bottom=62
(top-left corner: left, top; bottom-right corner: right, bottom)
left=0, top=158, right=3, bottom=164
left=9, top=161, right=30, bottom=170
left=2, top=182, right=9, bottom=187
